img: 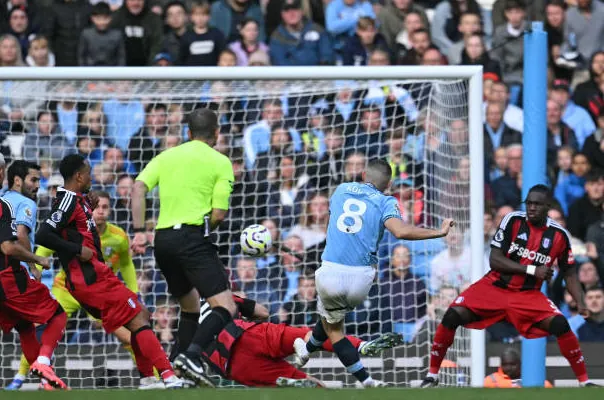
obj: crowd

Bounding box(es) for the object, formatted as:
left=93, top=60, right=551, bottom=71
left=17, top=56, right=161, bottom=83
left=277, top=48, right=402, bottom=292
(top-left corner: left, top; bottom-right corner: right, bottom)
left=0, top=0, right=603, bottom=348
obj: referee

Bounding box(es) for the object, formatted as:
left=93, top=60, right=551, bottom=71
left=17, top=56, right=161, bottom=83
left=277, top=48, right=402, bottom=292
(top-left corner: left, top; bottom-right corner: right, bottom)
left=131, top=108, right=237, bottom=387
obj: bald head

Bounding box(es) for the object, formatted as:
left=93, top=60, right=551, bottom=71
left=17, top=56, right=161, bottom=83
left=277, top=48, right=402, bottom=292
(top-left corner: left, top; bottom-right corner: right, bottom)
left=365, top=159, right=392, bottom=192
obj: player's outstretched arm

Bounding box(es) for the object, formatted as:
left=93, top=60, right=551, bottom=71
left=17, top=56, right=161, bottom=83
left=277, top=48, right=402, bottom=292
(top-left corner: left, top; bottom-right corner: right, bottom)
left=384, top=218, right=455, bottom=240
left=489, top=248, right=553, bottom=281
left=0, top=240, right=49, bottom=269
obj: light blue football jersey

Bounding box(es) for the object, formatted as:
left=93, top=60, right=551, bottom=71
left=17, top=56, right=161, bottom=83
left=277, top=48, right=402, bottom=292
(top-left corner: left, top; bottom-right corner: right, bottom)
left=2, top=190, right=37, bottom=260
left=322, top=182, right=402, bottom=266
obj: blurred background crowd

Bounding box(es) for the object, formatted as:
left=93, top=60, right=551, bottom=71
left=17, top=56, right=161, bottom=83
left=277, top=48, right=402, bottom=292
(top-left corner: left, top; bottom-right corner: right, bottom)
left=0, top=0, right=602, bottom=349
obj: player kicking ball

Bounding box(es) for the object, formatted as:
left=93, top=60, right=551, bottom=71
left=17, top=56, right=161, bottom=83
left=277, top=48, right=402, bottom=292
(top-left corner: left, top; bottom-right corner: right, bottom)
left=197, top=296, right=404, bottom=387
left=36, top=155, right=183, bottom=389
left=421, top=185, right=597, bottom=388
left=294, top=159, right=454, bottom=388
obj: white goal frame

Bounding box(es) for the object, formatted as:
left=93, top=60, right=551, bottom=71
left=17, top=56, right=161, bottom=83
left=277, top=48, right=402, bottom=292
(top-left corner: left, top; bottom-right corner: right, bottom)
left=0, top=65, right=485, bottom=387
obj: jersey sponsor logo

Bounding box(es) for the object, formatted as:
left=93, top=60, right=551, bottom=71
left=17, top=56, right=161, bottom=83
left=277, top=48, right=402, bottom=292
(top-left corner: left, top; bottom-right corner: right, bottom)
left=508, top=242, right=552, bottom=264
left=51, top=211, right=63, bottom=223
left=517, top=232, right=528, bottom=241
left=494, top=229, right=504, bottom=242
left=542, top=238, right=550, bottom=249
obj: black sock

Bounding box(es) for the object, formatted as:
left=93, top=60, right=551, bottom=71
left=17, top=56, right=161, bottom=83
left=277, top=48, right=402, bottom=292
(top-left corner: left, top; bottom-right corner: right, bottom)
left=171, top=311, right=200, bottom=362
left=332, top=338, right=370, bottom=383
left=306, top=320, right=328, bottom=353
left=185, top=306, right=232, bottom=357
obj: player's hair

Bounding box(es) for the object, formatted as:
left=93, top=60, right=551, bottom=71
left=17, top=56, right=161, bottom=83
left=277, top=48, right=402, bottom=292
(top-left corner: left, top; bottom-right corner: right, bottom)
left=186, top=108, right=218, bottom=140
left=527, top=184, right=553, bottom=200
left=7, top=159, right=41, bottom=189
left=94, top=190, right=111, bottom=201
left=365, top=159, right=392, bottom=192
left=59, top=154, right=87, bottom=181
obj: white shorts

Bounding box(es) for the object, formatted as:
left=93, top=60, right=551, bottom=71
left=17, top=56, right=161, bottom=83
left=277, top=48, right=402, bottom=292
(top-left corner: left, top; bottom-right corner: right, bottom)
left=315, top=261, right=376, bottom=324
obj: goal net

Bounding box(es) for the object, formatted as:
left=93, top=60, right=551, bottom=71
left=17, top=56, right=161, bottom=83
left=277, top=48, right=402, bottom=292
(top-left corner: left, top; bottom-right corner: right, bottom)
left=0, top=68, right=482, bottom=389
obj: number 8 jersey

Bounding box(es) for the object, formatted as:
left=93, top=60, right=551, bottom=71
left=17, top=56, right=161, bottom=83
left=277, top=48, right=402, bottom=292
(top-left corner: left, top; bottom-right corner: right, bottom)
left=322, top=182, right=402, bottom=267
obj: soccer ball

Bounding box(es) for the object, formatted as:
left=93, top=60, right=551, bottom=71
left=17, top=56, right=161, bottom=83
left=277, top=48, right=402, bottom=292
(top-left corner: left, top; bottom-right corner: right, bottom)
left=240, top=224, right=273, bottom=257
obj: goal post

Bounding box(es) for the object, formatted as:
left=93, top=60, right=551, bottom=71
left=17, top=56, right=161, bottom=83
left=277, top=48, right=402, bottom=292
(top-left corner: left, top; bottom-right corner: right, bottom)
left=0, top=65, right=484, bottom=388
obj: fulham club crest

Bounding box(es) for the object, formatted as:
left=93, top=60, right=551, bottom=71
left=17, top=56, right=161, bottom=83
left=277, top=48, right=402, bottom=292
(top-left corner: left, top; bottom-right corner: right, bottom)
left=542, top=238, right=550, bottom=249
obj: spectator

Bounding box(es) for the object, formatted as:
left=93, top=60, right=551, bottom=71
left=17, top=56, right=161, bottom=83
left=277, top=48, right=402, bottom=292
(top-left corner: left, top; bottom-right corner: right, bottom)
left=42, top=0, right=91, bottom=66
left=104, top=146, right=137, bottom=175
left=378, top=0, right=428, bottom=49
left=446, top=12, right=481, bottom=66
left=380, top=244, right=427, bottom=340
left=484, top=348, right=553, bottom=388
left=0, top=33, right=24, bottom=66
left=577, top=286, right=604, bottom=342
left=23, top=111, right=75, bottom=164
left=217, top=48, right=237, bottom=66
left=430, top=0, right=488, bottom=55
left=267, top=155, right=312, bottom=228
left=579, top=261, right=600, bottom=290
left=554, top=151, right=591, bottom=215
left=310, top=128, right=345, bottom=191
left=288, top=192, right=329, bottom=249
left=583, top=109, right=604, bottom=171
left=152, top=51, right=173, bottom=66
left=279, top=274, right=318, bottom=326
left=483, top=81, right=523, bottom=133
left=489, top=147, right=507, bottom=183
left=324, top=0, right=375, bottom=56
left=563, top=0, right=604, bottom=63
left=547, top=98, right=579, bottom=169
left=210, top=0, right=264, bottom=44
left=77, top=106, right=113, bottom=162
left=586, top=73, right=604, bottom=123
left=586, top=207, right=604, bottom=279
left=8, top=6, right=34, bottom=60
left=460, top=33, right=500, bottom=76
left=127, top=103, right=168, bottom=172
left=421, top=47, right=446, bottom=66
left=491, top=0, right=526, bottom=105
left=275, top=235, right=306, bottom=302
left=91, top=161, right=116, bottom=193
left=548, top=207, right=591, bottom=265
left=397, top=27, right=431, bottom=65
left=567, top=170, right=603, bottom=241
left=78, top=2, right=125, bottom=66
left=102, top=81, right=145, bottom=150
left=491, top=0, right=545, bottom=29
left=270, top=0, right=332, bottom=66
left=573, top=51, right=604, bottom=122
left=229, top=18, right=269, bottom=66
left=300, top=105, right=328, bottom=160
left=25, top=35, right=55, bottom=67
left=391, top=10, right=426, bottom=61
left=483, top=101, right=521, bottom=170
left=161, top=0, right=188, bottom=63
left=555, top=145, right=575, bottom=188
left=233, top=257, right=273, bottom=307
left=111, top=0, right=163, bottom=66
left=429, top=228, right=473, bottom=293
left=392, top=174, right=423, bottom=226
left=345, top=107, right=388, bottom=159
left=179, top=0, right=225, bottom=66
left=545, top=0, right=570, bottom=82
left=342, top=17, right=388, bottom=66
left=491, top=144, right=523, bottom=209
left=550, top=79, right=596, bottom=148
left=253, top=124, right=298, bottom=182
left=152, top=298, right=177, bottom=344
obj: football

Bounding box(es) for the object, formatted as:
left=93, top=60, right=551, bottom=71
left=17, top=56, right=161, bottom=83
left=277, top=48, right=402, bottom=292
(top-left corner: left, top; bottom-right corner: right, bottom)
left=240, top=224, right=273, bottom=256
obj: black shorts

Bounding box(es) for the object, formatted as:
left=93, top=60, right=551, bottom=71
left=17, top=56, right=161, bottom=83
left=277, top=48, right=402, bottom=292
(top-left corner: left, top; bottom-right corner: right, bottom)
left=154, top=225, right=229, bottom=299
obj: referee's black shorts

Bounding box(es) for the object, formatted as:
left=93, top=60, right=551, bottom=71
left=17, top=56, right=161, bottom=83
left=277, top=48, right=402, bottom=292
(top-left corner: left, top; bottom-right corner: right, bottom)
left=153, top=224, right=229, bottom=299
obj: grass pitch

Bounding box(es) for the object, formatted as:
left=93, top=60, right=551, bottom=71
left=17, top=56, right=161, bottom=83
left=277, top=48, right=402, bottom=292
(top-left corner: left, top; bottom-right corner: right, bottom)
left=6, top=388, right=602, bottom=400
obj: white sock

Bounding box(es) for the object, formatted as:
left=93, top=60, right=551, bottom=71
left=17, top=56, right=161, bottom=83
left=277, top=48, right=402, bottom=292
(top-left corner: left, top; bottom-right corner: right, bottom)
left=427, top=372, right=439, bottom=380
left=13, top=373, right=26, bottom=381
left=36, top=356, right=51, bottom=366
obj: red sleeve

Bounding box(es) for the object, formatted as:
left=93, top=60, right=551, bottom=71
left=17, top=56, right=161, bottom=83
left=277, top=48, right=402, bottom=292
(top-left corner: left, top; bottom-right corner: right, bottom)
left=491, top=212, right=520, bottom=253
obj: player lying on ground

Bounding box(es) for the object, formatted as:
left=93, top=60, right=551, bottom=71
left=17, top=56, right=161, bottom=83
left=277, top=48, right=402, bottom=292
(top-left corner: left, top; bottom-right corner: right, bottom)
left=295, top=159, right=454, bottom=387
left=199, top=296, right=404, bottom=387
left=0, top=196, right=68, bottom=389
left=422, top=185, right=597, bottom=388
left=6, top=191, right=154, bottom=390
left=35, top=154, right=183, bottom=389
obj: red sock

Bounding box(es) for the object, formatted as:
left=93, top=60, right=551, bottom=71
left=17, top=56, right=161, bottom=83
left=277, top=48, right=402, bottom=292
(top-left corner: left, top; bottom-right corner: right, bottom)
left=132, top=327, right=173, bottom=378
left=131, top=329, right=156, bottom=378
left=429, top=324, right=456, bottom=374
left=16, top=323, right=40, bottom=364
left=557, top=331, right=588, bottom=383
left=322, top=336, right=363, bottom=352
left=40, top=311, right=67, bottom=359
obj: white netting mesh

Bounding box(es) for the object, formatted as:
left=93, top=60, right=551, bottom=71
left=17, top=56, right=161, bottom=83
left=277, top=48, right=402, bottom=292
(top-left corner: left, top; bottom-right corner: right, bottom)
left=0, top=76, right=474, bottom=389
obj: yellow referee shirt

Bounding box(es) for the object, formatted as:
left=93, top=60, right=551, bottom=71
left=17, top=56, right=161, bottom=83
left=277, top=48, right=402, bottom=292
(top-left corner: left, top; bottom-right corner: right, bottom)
left=136, top=140, right=234, bottom=230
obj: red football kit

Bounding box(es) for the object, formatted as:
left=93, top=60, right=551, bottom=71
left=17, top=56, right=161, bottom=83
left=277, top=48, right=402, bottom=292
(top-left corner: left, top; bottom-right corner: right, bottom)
left=455, top=210, right=571, bottom=338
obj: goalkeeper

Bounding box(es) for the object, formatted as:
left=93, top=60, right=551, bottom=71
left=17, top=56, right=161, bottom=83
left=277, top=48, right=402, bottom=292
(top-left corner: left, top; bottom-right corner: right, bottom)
left=7, top=191, right=144, bottom=390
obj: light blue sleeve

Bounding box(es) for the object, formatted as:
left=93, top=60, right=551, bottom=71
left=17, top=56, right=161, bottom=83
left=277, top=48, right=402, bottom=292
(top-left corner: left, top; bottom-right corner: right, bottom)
left=361, top=2, right=376, bottom=19
left=325, top=1, right=357, bottom=35
left=289, top=128, right=303, bottom=152
left=15, top=200, right=36, bottom=233
left=381, top=196, right=402, bottom=224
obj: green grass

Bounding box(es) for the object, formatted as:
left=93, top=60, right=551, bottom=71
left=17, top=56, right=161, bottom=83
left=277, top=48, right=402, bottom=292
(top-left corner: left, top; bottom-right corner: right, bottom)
left=6, top=388, right=604, bottom=400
